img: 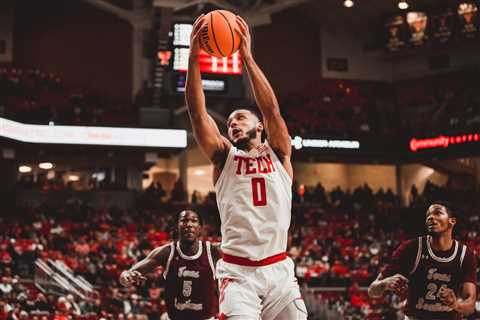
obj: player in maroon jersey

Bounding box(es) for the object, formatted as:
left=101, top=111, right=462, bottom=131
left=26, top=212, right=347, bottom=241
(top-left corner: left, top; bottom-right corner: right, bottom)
left=368, top=202, right=477, bottom=319
left=119, top=210, right=221, bottom=320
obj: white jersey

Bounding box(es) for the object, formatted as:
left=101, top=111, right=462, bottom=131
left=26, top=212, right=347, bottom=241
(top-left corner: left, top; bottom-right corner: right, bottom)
left=214, top=142, right=292, bottom=260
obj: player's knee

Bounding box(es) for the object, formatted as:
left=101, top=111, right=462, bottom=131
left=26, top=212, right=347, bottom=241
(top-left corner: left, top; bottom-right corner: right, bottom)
left=273, top=299, right=308, bottom=320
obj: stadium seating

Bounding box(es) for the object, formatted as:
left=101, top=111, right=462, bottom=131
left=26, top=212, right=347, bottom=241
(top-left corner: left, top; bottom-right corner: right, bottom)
left=1, top=182, right=479, bottom=319
left=0, top=67, right=135, bottom=126
left=282, top=69, right=480, bottom=138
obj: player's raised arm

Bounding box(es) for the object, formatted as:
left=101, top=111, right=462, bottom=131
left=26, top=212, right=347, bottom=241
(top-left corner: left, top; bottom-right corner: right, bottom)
left=185, top=15, right=230, bottom=165
left=119, top=244, right=171, bottom=287
left=235, top=16, right=292, bottom=162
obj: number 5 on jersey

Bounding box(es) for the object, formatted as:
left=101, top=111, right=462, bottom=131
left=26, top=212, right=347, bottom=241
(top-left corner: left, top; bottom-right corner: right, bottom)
left=251, top=177, right=267, bottom=206
left=182, top=280, right=192, bottom=297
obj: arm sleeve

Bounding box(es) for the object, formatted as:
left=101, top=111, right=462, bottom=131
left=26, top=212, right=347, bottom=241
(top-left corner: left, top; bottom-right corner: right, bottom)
left=379, top=239, right=418, bottom=279
left=460, top=248, right=477, bottom=285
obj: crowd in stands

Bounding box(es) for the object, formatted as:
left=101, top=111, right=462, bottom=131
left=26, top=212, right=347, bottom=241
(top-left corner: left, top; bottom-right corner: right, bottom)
left=394, top=68, right=480, bottom=136
left=282, top=80, right=381, bottom=138
left=15, top=175, right=129, bottom=193
left=2, top=64, right=480, bottom=140
left=1, top=180, right=479, bottom=319
left=2, top=65, right=480, bottom=140
left=282, top=67, right=480, bottom=139
left=0, top=67, right=135, bottom=126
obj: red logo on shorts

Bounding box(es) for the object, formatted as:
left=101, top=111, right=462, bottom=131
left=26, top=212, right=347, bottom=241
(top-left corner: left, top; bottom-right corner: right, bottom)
left=218, top=313, right=228, bottom=320
left=219, top=278, right=233, bottom=305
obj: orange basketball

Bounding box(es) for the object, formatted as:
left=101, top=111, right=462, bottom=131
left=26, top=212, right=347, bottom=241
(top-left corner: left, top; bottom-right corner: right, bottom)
left=199, top=10, right=240, bottom=58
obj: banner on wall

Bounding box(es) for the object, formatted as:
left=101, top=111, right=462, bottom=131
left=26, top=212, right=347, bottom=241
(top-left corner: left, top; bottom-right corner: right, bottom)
left=386, top=3, right=480, bottom=50
left=0, top=0, right=14, bottom=63
left=407, top=11, right=429, bottom=46
left=431, top=8, right=455, bottom=43
left=458, top=2, right=478, bottom=38
left=386, top=15, right=407, bottom=51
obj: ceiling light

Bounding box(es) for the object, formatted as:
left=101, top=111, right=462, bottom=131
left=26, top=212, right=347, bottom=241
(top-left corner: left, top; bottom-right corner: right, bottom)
left=398, top=1, right=409, bottom=10
left=194, top=169, right=205, bottom=176
left=38, top=162, right=53, bottom=170
left=344, top=0, right=354, bottom=8
left=68, top=175, right=80, bottom=182
left=92, top=172, right=105, bottom=181
left=18, top=165, right=32, bottom=173
left=47, top=171, right=55, bottom=180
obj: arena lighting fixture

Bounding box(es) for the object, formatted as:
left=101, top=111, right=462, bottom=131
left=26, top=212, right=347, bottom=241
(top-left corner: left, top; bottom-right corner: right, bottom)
left=68, top=175, right=80, bottom=182
left=193, top=169, right=206, bottom=176
left=47, top=171, right=55, bottom=180
left=92, top=172, right=105, bottom=181
left=18, top=165, right=32, bottom=173
left=38, top=162, right=53, bottom=170
left=398, top=0, right=409, bottom=10
left=344, top=0, right=354, bottom=8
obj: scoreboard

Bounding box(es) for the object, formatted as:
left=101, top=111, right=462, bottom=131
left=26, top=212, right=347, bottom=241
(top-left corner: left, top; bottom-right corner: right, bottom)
left=172, top=47, right=242, bottom=74
left=161, top=23, right=244, bottom=98
left=171, top=23, right=243, bottom=75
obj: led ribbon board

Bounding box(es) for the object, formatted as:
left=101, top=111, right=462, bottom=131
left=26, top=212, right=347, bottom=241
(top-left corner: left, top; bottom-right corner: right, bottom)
left=409, top=133, right=480, bottom=152
left=0, top=117, right=187, bottom=148
left=292, top=136, right=360, bottom=150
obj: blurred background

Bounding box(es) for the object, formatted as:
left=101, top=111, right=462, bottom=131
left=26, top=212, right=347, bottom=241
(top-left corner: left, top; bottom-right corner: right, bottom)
left=0, top=0, right=480, bottom=319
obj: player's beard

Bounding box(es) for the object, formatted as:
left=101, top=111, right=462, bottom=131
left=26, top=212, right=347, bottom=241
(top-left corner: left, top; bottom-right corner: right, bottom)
left=427, top=226, right=445, bottom=237
left=181, top=238, right=196, bottom=246
left=233, top=127, right=257, bottom=149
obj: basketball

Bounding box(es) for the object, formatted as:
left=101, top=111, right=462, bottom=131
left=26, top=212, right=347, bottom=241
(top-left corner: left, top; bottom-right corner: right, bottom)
left=199, top=10, right=240, bottom=58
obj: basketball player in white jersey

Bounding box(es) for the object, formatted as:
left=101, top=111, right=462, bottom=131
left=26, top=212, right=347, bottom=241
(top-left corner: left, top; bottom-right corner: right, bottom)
left=186, top=15, right=308, bottom=320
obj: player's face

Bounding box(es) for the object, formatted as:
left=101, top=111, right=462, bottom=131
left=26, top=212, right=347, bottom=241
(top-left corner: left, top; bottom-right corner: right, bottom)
left=177, top=211, right=202, bottom=243
left=425, top=204, right=455, bottom=235
left=227, top=110, right=262, bottom=146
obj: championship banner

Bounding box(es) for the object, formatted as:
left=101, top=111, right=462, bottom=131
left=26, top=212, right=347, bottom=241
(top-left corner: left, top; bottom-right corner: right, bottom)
left=407, top=11, right=429, bottom=46
left=386, top=15, right=407, bottom=52
left=431, top=9, right=454, bottom=43
left=0, top=0, right=14, bottom=63
left=458, top=2, right=478, bottom=38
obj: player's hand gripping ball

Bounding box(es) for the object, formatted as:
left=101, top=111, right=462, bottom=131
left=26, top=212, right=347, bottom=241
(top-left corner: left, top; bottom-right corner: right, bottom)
left=198, top=10, right=241, bottom=58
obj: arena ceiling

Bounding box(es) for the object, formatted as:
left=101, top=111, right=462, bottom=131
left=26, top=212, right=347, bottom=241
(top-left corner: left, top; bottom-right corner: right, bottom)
left=153, top=0, right=308, bottom=26
left=84, top=0, right=470, bottom=31
left=153, top=0, right=475, bottom=29
left=304, top=0, right=470, bottom=30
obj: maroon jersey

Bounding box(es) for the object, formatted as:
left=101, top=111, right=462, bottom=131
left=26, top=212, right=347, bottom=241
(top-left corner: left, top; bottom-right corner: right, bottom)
left=380, top=236, right=477, bottom=320
left=163, top=241, right=218, bottom=320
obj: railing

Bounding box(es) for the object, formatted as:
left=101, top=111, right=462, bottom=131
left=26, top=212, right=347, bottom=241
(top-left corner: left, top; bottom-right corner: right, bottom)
left=47, top=259, right=95, bottom=300
left=34, top=259, right=96, bottom=301
left=35, top=259, right=78, bottom=297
